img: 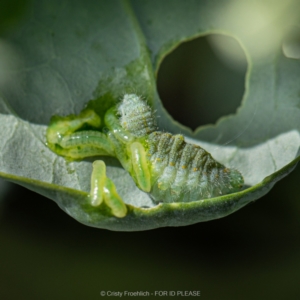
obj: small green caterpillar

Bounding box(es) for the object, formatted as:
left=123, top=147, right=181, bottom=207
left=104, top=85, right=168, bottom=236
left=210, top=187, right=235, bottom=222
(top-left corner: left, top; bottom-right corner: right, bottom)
left=46, top=94, right=244, bottom=218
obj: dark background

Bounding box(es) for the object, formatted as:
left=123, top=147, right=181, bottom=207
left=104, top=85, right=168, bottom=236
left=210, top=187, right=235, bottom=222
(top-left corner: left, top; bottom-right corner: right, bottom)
left=1, top=35, right=300, bottom=299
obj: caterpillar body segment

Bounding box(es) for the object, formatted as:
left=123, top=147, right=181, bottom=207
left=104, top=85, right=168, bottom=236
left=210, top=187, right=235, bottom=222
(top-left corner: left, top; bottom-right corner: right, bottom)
left=89, top=161, right=127, bottom=218
left=146, top=132, right=243, bottom=203
left=130, top=142, right=151, bottom=193
left=118, top=93, right=157, bottom=137
left=46, top=109, right=101, bottom=145
left=89, top=160, right=106, bottom=206
left=103, top=177, right=127, bottom=218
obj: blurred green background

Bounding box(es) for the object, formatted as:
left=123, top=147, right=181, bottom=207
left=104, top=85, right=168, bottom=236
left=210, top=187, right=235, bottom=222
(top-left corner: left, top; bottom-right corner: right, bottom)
left=1, top=31, right=300, bottom=299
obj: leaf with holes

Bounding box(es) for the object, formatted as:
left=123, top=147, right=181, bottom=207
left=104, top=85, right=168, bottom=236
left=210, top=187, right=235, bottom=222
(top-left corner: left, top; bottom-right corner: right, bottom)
left=1, top=0, right=300, bottom=231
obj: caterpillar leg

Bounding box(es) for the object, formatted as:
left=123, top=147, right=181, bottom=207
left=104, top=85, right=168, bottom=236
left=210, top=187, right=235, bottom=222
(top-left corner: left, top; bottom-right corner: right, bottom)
left=89, top=160, right=127, bottom=218
left=129, top=142, right=151, bottom=192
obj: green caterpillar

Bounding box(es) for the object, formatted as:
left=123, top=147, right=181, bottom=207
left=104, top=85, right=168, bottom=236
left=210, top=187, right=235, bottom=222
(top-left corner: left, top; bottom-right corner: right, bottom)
left=46, top=94, right=244, bottom=218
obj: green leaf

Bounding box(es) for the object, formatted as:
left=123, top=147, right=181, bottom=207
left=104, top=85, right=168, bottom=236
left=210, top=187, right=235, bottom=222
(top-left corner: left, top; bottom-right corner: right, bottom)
left=1, top=0, right=300, bottom=231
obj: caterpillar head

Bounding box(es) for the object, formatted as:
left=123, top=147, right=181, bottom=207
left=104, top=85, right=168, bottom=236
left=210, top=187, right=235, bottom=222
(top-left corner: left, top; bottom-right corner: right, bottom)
left=227, top=168, right=244, bottom=192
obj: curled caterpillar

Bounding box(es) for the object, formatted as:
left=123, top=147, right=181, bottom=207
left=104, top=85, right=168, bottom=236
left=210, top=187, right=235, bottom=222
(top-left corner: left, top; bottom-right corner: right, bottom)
left=46, top=94, right=244, bottom=217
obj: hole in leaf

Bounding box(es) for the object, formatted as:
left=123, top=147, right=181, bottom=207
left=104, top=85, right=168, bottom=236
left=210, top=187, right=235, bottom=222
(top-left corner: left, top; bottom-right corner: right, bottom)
left=157, top=34, right=247, bottom=130
left=282, top=32, right=300, bottom=59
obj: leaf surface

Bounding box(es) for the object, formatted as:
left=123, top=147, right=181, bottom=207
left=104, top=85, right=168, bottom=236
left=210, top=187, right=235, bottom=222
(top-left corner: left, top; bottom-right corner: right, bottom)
left=1, top=0, right=300, bottom=230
